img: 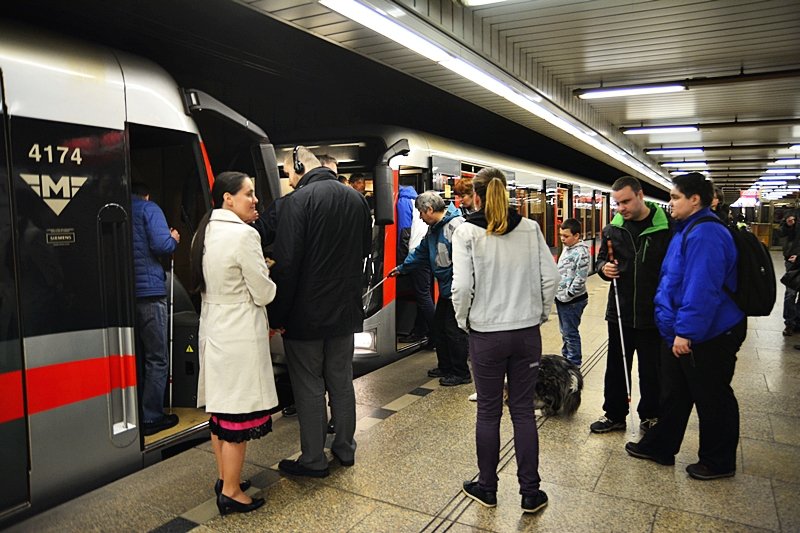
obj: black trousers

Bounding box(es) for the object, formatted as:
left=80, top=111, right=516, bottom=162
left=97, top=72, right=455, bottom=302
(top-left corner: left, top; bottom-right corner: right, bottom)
left=433, top=297, right=469, bottom=378
left=602, top=323, right=661, bottom=421
left=640, top=319, right=746, bottom=473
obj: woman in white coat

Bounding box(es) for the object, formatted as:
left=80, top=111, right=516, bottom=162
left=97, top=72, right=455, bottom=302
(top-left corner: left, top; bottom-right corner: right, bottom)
left=190, top=171, right=278, bottom=516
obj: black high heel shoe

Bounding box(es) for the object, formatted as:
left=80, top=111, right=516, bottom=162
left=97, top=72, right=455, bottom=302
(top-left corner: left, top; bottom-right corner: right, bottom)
left=214, top=479, right=252, bottom=495
left=216, top=492, right=265, bottom=516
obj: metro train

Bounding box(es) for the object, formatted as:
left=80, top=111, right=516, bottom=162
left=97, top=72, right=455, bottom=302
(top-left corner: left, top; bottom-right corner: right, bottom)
left=0, top=24, right=653, bottom=526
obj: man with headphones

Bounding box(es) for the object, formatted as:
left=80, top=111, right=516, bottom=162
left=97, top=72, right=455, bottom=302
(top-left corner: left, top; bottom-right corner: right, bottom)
left=269, top=145, right=372, bottom=477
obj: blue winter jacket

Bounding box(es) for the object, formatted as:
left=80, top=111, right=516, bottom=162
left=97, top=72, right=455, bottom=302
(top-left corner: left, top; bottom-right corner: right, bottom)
left=654, top=207, right=744, bottom=345
left=397, top=203, right=464, bottom=298
left=132, top=196, right=178, bottom=298
left=397, top=186, right=418, bottom=263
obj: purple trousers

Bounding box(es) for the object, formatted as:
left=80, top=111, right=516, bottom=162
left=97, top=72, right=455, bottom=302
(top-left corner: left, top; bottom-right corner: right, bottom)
left=470, top=326, right=542, bottom=496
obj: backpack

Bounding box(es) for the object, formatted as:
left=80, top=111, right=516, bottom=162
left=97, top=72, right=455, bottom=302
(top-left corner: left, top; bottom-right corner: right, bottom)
left=682, top=216, right=776, bottom=316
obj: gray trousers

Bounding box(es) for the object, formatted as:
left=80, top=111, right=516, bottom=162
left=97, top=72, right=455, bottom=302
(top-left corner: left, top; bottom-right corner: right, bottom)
left=284, top=334, right=356, bottom=470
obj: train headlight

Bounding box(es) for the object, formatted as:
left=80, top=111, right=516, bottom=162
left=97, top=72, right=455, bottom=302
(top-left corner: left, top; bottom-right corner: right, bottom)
left=354, top=330, right=377, bottom=354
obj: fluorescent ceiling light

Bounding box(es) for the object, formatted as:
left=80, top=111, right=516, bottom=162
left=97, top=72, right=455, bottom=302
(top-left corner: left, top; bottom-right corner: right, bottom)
left=759, top=180, right=788, bottom=185
left=438, top=57, right=541, bottom=106
left=771, top=159, right=800, bottom=165
left=646, top=148, right=704, bottom=155
left=670, top=171, right=709, bottom=176
left=766, top=168, right=799, bottom=174
left=762, top=175, right=799, bottom=180
left=792, top=145, right=800, bottom=151
left=623, top=126, right=698, bottom=135
left=461, top=0, right=508, bottom=5
left=577, top=85, right=686, bottom=99
left=661, top=161, right=708, bottom=168
left=321, top=0, right=450, bottom=62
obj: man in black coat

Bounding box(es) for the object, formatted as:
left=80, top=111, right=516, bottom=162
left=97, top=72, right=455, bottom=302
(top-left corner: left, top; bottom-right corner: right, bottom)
left=779, top=213, right=800, bottom=336
left=269, top=146, right=371, bottom=477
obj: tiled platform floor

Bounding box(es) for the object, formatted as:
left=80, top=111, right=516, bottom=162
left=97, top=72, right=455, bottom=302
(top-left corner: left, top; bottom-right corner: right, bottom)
left=10, top=262, right=800, bottom=532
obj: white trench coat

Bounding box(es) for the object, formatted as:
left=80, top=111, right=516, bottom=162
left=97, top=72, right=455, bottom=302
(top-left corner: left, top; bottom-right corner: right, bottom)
left=197, top=209, right=279, bottom=414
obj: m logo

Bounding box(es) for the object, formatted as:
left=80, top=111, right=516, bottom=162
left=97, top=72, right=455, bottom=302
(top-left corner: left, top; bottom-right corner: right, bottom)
left=21, top=174, right=88, bottom=215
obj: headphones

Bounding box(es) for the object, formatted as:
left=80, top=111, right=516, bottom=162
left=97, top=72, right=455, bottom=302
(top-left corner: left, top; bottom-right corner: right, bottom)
left=292, top=145, right=305, bottom=174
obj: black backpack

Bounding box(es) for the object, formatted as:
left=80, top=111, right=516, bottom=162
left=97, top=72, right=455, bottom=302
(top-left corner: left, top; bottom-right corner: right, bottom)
left=682, top=216, right=776, bottom=316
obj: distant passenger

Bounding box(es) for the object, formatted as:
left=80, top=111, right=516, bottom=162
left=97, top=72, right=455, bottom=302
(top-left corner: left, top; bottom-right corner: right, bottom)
left=317, top=154, right=338, bottom=174
left=190, top=171, right=277, bottom=515
left=270, top=146, right=371, bottom=477
left=711, top=186, right=731, bottom=226
left=131, top=181, right=180, bottom=437
left=779, top=212, right=800, bottom=336
left=454, top=177, right=476, bottom=215
left=396, top=185, right=434, bottom=345
left=338, top=175, right=348, bottom=184
left=451, top=167, right=558, bottom=514
left=556, top=218, right=590, bottom=367
left=626, top=172, right=746, bottom=481
left=349, top=173, right=366, bottom=193
left=591, top=176, right=671, bottom=435
left=390, top=191, right=469, bottom=386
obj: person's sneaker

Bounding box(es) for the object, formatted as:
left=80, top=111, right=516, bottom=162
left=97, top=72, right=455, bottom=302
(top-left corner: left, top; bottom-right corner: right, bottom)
left=427, top=367, right=446, bottom=378
left=624, top=441, right=675, bottom=465
left=589, top=416, right=626, bottom=434
left=639, top=418, right=659, bottom=432
left=461, top=481, right=497, bottom=508
left=440, top=375, right=472, bottom=386
left=143, top=413, right=179, bottom=436
left=282, top=405, right=297, bottom=417
left=686, top=462, right=735, bottom=480
left=468, top=392, right=477, bottom=402
left=521, top=490, right=548, bottom=514
left=783, top=326, right=794, bottom=336
left=278, top=459, right=329, bottom=478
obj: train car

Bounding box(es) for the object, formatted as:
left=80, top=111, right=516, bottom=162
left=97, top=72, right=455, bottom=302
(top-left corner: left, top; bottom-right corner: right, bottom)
left=270, top=127, right=625, bottom=373
left=0, top=24, right=282, bottom=526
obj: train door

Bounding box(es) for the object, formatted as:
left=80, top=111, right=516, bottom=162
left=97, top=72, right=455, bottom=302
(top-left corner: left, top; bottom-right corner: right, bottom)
left=0, top=71, right=29, bottom=520
left=5, top=98, right=140, bottom=507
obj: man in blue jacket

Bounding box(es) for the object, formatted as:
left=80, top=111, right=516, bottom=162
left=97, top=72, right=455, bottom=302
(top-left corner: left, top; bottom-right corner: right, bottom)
left=132, top=182, right=180, bottom=436
left=390, top=191, right=468, bottom=386
left=625, top=172, right=746, bottom=480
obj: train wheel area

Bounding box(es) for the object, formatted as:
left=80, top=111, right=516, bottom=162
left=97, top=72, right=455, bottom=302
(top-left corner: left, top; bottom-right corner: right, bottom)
left=7, top=271, right=798, bottom=533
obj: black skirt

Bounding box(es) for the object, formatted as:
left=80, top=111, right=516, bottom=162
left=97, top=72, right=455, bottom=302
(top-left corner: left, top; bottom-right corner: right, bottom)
left=209, top=410, right=272, bottom=443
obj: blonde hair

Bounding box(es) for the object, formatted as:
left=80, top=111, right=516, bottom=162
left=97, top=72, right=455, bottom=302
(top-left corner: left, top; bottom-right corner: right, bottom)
left=473, top=167, right=508, bottom=235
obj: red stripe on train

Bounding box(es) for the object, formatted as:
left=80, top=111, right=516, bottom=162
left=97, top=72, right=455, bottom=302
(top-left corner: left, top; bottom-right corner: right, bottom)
left=0, top=371, right=24, bottom=424
left=13, top=355, right=137, bottom=418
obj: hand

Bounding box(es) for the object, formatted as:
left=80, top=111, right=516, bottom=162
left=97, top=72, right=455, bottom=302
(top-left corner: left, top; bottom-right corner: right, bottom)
left=265, top=257, right=276, bottom=268
left=388, top=267, right=400, bottom=278
left=672, top=335, right=692, bottom=357
left=603, top=261, right=619, bottom=279
left=170, top=228, right=180, bottom=243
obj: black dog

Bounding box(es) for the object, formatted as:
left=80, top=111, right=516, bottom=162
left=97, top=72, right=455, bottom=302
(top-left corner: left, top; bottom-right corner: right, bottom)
left=533, top=354, right=583, bottom=417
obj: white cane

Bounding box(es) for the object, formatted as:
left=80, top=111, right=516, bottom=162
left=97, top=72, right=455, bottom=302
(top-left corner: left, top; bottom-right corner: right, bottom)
left=168, top=256, right=174, bottom=411
left=607, top=240, right=636, bottom=438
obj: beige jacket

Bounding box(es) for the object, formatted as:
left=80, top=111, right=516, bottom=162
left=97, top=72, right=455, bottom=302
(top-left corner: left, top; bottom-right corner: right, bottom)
left=197, top=209, right=278, bottom=413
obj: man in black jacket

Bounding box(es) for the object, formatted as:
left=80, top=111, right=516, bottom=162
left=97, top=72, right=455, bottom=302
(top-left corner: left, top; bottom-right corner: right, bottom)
left=269, top=146, right=372, bottom=477
left=779, top=213, right=800, bottom=336
left=591, top=176, right=671, bottom=434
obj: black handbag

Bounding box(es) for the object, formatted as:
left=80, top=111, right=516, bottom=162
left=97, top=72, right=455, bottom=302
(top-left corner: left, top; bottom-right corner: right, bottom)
left=780, top=268, right=800, bottom=291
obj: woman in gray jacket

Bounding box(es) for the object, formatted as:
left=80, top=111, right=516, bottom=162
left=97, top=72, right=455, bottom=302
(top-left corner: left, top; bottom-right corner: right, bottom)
left=452, top=167, right=559, bottom=514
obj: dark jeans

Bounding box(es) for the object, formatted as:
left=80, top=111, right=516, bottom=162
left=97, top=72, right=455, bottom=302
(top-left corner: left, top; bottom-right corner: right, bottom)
left=602, top=322, right=661, bottom=421
left=470, top=326, right=541, bottom=496
left=556, top=297, right=588, bottom=366
left=783, top=261, right=800, bottom=328
left=433, top=297, right=469, bottom=378
left=639, top=320, right=746, bottom=473
left=135, top=296, right=169, bottom=423
left=411, top=266, right=435, bottom=336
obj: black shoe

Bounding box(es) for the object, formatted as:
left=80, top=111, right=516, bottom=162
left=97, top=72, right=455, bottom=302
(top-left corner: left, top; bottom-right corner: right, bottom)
left=399, top=334, right=426, bottom=343
left=332, top=450, right=354, bottom=467
left=216, top=492, right=265, bottom=516
left=440, top=375, right=472, bottom=386
left=278, top=459, right=329, bottom=478
left=624, top=441, right=675, bottom=466
left=639, top=418, right=659, bottom=432
left=327, top=419, right=335, bottom=434
left=214, top=479, right=252, bottom=495
left=589, top=416, right=626, bottom=434
left=143, top=414, right=179, bottom=436
left=521, top=490, right=548, bottom=514
left=461, top=481, right=496, bottom=508
left=686, top=462, right=735, bottom=480
left=282, top=405, right=297, bottom=417
left=427, top=367, right=446, bottom=378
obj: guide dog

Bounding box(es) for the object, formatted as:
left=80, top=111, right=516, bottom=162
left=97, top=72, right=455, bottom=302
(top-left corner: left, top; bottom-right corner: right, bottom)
left=532, top=354, right=583, bottom=417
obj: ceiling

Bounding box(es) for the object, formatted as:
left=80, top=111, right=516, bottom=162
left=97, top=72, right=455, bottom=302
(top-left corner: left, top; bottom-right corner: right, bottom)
left=247, top=0, right=800, bottom=201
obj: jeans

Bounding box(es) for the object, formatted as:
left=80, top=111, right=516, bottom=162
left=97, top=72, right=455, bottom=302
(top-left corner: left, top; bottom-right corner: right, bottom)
left=783, top=261, right=800, bottom=328
left=432, top=297, right=469, bottom=378
left=555, top=297, right=588, bottom=366
left=602, top=322, right=661, bottom=421
left=639, top=320, right=746, bottom=472
left=470, top=326, right=541, bottom=495
left=135, top=297, right=169, bottom=423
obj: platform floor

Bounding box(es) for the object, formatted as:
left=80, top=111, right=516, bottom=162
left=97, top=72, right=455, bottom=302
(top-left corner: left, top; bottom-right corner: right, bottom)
left=9, top=265, right=800, bottom=532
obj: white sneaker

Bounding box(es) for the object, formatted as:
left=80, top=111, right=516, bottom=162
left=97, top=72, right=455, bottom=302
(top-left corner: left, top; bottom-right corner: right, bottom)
left=468, top=392, right=477, bottom=402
